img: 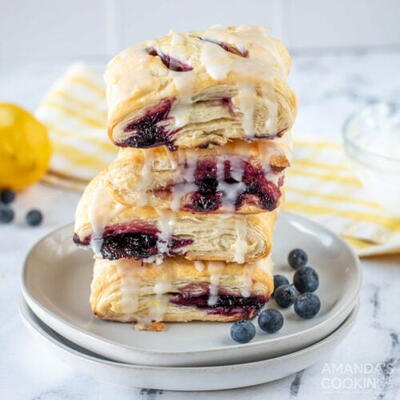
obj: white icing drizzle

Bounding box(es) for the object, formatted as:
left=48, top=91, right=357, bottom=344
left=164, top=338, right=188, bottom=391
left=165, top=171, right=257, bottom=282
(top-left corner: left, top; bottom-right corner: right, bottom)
left=156, top=210, right=175, bottom=255
left=237, top=83, right=256, bottom=137
left=168, top=32, right=196, bottom=128
left=115, top=259, right=140, bottom=315
left=106, top=26, right=288, bottom=131
left=170, top=151, right=197, bottom=211
left=198, top=25, right=286, bottom=80
left=216, top=155, right=246, bottom=211
left=200, top=41, right=232, bottom=80
left=233, top=217, right=248, bottom=264
left=196, top=26, right=285, bottom=138
left=136, top=151, right=153, bottom=207
left=171, top=182, right=196, bottom=211
left=89, top=185, right=124, bottom=256
left=207, top=261, right=224, bottom=306
left=240, top=264, right=253, bottom=298
left=194, top=260, right=205, bottom=272
left=149, top=279, right=172, bottom=322
left=165, top=148, right=178, bottom=170
left=262, top=84, right=278, bottom=135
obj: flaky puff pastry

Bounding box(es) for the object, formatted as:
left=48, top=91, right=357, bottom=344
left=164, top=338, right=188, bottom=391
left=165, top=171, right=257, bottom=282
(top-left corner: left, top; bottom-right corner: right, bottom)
left=105, top=138, right=290, bottom=214
left=90, top=257, right=274, bottom=323
left=105, top=25, right=297, bottom=150
left=74, top=170, right=277, bottom=262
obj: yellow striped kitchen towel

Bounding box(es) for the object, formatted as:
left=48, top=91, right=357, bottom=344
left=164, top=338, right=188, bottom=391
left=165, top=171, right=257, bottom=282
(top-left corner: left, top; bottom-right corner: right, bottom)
left=36, top=62, right=117, bottom=190
left=35, top=63, right=400, bottom=256
left=285, top=140, right=400, bottom=256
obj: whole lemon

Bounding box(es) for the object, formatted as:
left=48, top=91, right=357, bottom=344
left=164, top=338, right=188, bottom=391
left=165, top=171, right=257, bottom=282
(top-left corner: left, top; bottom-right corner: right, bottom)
left=0, top=103, right=52, bottom=190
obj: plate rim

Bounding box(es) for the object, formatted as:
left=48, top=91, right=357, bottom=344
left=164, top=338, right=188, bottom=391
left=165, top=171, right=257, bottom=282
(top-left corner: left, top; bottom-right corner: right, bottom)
left=21, top=211, right=362, bottom=356
left=20, top=299, right=359, bottom=371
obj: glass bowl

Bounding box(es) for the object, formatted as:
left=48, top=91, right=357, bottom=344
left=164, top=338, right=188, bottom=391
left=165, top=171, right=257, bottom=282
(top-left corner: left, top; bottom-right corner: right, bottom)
left=343, top=102, right=400, bottom=215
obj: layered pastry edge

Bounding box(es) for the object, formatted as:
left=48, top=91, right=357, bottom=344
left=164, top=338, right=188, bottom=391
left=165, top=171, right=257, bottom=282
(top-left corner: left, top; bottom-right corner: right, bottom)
left=90, top=256, right=274, bottom=324
left=74, top=167, right=278, bottom=263
left=107, top=138, right=291, bottom=214
left=105, top=25, right=297, bottom=150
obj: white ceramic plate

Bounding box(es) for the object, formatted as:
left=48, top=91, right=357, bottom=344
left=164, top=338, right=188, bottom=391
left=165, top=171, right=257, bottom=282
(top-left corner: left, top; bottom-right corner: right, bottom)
left=21, top=212, right=361, bottom=367
left=20, top=300, right=359, bottom=391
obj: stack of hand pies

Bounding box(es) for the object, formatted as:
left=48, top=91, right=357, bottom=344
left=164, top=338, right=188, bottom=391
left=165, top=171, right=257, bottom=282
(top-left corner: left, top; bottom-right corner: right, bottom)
left=73, top=25, right=297, bottom=330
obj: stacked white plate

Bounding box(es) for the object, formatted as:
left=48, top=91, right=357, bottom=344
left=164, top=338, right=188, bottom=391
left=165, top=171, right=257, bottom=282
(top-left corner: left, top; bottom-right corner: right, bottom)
left=21, top=212, right=361, bottom=391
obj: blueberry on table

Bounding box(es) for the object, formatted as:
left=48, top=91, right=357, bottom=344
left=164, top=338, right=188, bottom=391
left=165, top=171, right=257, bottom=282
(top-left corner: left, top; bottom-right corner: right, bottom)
left=294, top=293, right=321, bottom=319
left=26, top=209, right=43, bottom=226
left=273, top=274, right=289, bottom=296
left=274, top=284, right=297, bottom=308
left=288, top=248, right=308, bottom=269
left=230, top=320, right=256, bottom=343
left=0, top=189, right=16, bottom=205
left=293, top=266, right=319, bottom=293
left=258, top=309, right=284, bottom=334
left=0, top=207, right=14, bottom=223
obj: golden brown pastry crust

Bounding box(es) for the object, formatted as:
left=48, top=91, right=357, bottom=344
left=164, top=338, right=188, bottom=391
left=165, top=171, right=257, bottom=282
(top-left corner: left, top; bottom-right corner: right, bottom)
left=74, top=170, right=278, bottom=262
left=105, top=25, right=297, bottom=149
left=104, top=138, right=290, bottom=213
left=90, top=257, right=274, bottom=323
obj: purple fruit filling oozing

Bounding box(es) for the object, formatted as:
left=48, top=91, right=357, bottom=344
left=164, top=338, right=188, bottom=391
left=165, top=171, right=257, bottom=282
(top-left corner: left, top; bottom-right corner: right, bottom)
left=73, top=225, right=193, bottom=260
left=238, top=163, right=282, bottom=211
left=100, top=232, right=158, bottom=260
left=198, top=37, right=249, bottom=57
left=170, top=290, right=267, bottom=319
left=181, top=158, right=282, bottom=212
left=119, top=99, right=177, bottom=150
left=146, top=47, right=193, bottom=72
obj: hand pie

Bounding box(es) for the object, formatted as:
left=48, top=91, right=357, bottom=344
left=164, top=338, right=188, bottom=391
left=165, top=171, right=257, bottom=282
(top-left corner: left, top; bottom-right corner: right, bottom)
left=73, top=171, right=277, bottom=263
left=90, top=256, right=274, bottom=323
left=105, top=25, right=297, bottom=150
left=106, top=139, right=290, bottom=214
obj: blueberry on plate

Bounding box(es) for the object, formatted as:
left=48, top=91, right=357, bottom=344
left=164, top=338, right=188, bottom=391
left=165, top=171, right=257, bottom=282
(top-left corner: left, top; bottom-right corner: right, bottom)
left=288, top=248, right=308, bottom=269
left=0, top=189, right=16, bottom=205
left=294, top=293, right=321, bottom=319
left=26, top=209, right=43, bottom=226
left=274, top=284, right=297, bottom=308
left=293, top=266, right=319, bottom=293
left=273, top=274, right=289, bottom=296
left=0, top=206, right=14, bottom=224
left=230, top=320, right=256, bottom=343
left=258, top=309, right=284, bottom=334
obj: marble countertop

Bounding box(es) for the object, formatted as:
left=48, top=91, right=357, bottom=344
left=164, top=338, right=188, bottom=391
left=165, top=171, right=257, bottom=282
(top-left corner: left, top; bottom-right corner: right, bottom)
left=1, top=51, right=400, bottom=400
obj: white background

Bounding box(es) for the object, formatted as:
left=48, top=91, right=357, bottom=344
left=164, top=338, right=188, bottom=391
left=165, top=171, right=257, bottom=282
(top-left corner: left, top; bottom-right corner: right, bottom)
left=1, top=0, right=400, bottom=62
left=1, top=2, right=400, bottom=400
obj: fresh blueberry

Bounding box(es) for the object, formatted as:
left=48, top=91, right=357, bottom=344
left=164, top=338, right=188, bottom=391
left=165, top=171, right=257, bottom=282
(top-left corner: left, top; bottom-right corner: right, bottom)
left=26, top=209, right=43, bottom=226
left=293, top=266, right=319, bottom=293
left=0, top=207, right=14, bottom=223
left=273, top=274, right=289, bottom=296
left=230, top=320, right=256, bottom=343
left=294, top=293, right=321, bottom=319
left=0, top=189, right=16, bottom=205
left=288, top=248, right=308, bottom=269
left=274, top=284, right=297, bottom=308
left=258, top=309, right=284, bottom=333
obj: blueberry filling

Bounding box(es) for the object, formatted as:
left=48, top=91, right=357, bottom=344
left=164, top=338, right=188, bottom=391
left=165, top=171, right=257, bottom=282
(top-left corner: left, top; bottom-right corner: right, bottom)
left=179, top=159, right=282, bottom=212
left=198, top=37, right=249, bottom=57
left=119, top=99, right=177, bottom=150
left=170, top=292, right=267, bottom=318
left=101, top=232, right=158, bottom=260
left=238, top=163, right=282, bottom=211
left=73, top=229, right=193, bottom=260
left=146, top=47, right=193, bottom=72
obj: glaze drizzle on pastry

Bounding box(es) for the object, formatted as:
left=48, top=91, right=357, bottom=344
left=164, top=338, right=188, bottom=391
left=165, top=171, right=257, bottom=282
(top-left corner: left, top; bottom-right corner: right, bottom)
left=105, top=25, right=297, bottom=150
